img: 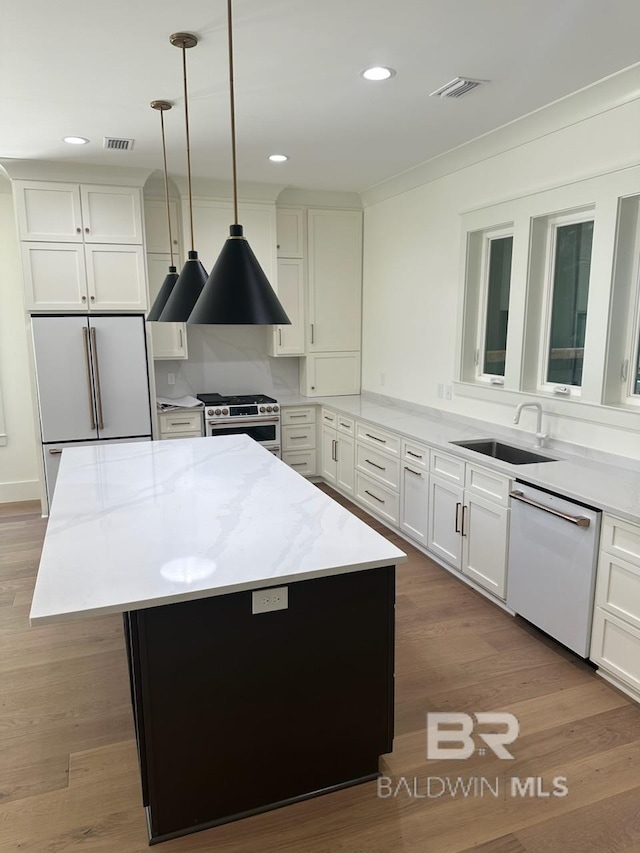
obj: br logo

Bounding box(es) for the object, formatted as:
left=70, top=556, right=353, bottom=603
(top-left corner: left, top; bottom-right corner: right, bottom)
left=427, top=712, right=520, bottom=760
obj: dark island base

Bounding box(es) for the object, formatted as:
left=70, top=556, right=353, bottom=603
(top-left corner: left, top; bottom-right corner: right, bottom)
left=123, top=565, right=396, bottom=844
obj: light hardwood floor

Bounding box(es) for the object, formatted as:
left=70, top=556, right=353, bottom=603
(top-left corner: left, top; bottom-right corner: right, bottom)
left=1, top=491, right=639, bottom=852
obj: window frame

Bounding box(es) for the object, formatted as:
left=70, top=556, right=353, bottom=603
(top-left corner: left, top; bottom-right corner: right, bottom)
left=537, top=209, right=595, bottom=398
left=474, top=226, right=514, bottom=386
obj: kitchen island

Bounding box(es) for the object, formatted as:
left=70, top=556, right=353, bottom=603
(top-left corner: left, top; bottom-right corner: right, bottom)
left=30, top=435, right=406, bottom=844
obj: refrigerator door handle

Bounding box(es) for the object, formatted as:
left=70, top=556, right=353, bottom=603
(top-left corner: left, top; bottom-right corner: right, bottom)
left=90, top=326, right=105, bottom=431
left=81, top=327, right=97, bottom=431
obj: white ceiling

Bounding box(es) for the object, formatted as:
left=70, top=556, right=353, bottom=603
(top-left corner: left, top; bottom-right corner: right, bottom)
left=3, top=0, right=640, bottom=193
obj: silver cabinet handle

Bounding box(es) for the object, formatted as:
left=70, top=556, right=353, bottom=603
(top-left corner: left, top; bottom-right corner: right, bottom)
left=90, top=326, right=105, bottom=430
left=81, top=327, right=96, bottom=430
left=455, top=502, right=461, bottom=533
left=332, top=439, right=337, bottom=462
left=461, top=504, right=467, bottom=536
left=340, top=422, right=351, bottom=429
left=365, top=489, right=385, bottom=504
left=278, top=328, right=282, bottom=346
left=404, top=466, right=421, bottom=476
left=289, top=414, right=306, bottom=419
left=169, top=421, right=191, bottom=426
left=509, top=490, right=591, bottom=527
left=407, top=450, right=423, bottom=459
left=179, top=328, right=183, bottom=348
left=291, top=462, right=306, bottom=468
left=365, top=458, right=385, bottom=471
left=310, top=323, right=315, bottom=344
left=48, top=448, right=63, bottom=455
left=290, top=435, right=308, bottom=440
left=324, top=415, right=334, bottom=422
left=335, top=440, right=339, bottom=462
left=365, top=432, right=386, bottom=444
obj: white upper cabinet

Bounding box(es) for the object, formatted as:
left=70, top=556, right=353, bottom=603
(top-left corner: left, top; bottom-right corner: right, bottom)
left=144, top=198, right=181, bottom=254
left=22, top=243, right=88, bottom=311
left=15, top=181, right=144, bottom=244
left=276, top=208, right=304, bottom=258
left=268, top=258, right=305, bottom=356
left=85, top=245, right=147, bottom=311
left=146, top=253, right=187, bottom=360
left=307, top=208, right=362, bottom=352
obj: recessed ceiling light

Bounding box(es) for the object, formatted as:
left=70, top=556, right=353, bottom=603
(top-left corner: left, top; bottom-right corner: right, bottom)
left=268, top=154, right=288, bottom=163
left=361, top=66, right=395, bottom=81
left=63, top=136, right=89, bottom=145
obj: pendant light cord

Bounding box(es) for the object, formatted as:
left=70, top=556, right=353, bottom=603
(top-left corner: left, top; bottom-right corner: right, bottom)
left=159, top=108, right=175, bottom=268
left=227, top=0, right=239, bottom=226
left=182, top=44, right=196, bottom=252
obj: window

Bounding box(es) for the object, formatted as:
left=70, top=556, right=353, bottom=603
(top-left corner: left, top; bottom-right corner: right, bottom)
left=540, top=215, right=594, bottom=392
left=479, top=234, right=513, bottom=378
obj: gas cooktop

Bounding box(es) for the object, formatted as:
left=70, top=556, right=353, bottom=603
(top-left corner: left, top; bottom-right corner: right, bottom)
left=197, top=394, right=277, bottom=406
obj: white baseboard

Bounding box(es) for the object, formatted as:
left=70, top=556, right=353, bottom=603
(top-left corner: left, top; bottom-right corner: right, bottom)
left=0, top=479, right=41, bottom=504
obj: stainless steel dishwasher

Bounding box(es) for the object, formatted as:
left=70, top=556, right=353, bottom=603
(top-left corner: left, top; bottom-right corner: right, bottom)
left=506, top=481, right=601, bottom=657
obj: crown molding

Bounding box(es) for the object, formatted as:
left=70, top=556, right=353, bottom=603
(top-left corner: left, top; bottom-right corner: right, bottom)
left=276, top=187, right=363, bottom=209
left=171, top=175, right=284, bottom=203
left=0, top=159, right=154, bottom=186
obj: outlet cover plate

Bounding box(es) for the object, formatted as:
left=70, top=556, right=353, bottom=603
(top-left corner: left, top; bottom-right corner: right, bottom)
left=252, top=586, right=288, bottom=614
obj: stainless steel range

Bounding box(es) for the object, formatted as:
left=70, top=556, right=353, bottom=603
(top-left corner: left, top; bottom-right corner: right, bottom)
left=197, top=394, right=281, bottom=457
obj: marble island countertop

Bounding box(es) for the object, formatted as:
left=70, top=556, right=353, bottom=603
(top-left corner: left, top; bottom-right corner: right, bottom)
left=278, top=393, right=640, bottom=522
left=30, top=436, right=406, bottom=626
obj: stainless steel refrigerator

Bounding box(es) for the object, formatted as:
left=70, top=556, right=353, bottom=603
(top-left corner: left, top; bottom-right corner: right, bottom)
left=31, top=314, right=152, bottom=508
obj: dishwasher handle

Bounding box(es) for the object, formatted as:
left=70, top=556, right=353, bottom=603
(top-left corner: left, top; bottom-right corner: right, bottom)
left=509, top=490, right=591, bottom=527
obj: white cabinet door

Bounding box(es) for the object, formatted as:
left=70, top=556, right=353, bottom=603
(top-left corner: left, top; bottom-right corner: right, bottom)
left=276, top=208, right=304, bottom=257
left=22, top=243, right=88, bottom=310
left=85, top=244, right=147, bottom=311
left=144, top=198, right=181, bottom=254
left=300, top=352, right=361, bottom=396
left=428, top=476, right=463, bottom=570
left=269, top=259, right=305, bottom=356
left=146, top=253, right=187, bottom=359
left=81, top=185, right=144, bottom=244
left=307, top=209, right=362, bottom=352
left=15, top=181, right=83, bottom=242
left=320, top=426, right=337, bottom=484
left=336, top=434, right=355, bottom=495
left=31, top=315, right=98, bottom=442
left=462, top=494, right=509, bottom=599
left=88, top=316, right=151, bottom=439
left=401, top=465, right=429, bottom=546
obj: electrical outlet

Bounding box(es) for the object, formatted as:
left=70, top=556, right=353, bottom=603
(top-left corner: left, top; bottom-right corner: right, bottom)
left=445, top=384, right=453, bottom=400
left=252, top=586, right=288, bottom=614
left=437, top=383, right=444, bottom=399
left=167, top=373, right=176, bottom=385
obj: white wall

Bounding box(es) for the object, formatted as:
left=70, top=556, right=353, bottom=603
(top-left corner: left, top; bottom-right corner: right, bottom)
left=362, top=75, right=640, bottom=459
left=0, top=186, right=39, bottom=502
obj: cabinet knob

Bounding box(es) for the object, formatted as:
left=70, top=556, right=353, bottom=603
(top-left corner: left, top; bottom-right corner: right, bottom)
left=85, top=227, right=90, bottom=233
left=90, top=295, right=95, bottom=301
left=81, top=295, right=87, bottom=302
left=76, top=227, right=82, bottom=234
left=173, top=239, right=178, bottom=244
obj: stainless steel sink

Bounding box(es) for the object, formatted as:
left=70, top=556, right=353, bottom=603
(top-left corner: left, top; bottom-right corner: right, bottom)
left=450, top=439, right=557, bottom=465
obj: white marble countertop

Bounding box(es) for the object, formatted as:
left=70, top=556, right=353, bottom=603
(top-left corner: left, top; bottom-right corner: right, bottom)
left=30, top=436, right=406, bottom=626
left=280, top=394, right=640, bottom=522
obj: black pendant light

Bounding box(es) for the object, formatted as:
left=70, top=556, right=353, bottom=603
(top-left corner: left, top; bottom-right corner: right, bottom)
left=158, top=32, right=208, bottom=322
left=147, top=100, right=179, bottom=321
left=188, top=0, right=290, bottom=325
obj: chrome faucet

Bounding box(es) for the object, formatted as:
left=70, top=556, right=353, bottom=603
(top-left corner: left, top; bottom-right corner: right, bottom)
left=513, top=402, right=546, bottom=448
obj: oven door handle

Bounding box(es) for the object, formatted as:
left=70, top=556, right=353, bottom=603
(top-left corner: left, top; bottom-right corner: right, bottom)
left=208, top=417, right=280, bottom=425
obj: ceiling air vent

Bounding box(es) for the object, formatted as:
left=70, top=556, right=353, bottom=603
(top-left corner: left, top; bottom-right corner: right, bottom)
left=430, top=78, right=485, bottom=99
left=103, top=137, right=134, bottom=151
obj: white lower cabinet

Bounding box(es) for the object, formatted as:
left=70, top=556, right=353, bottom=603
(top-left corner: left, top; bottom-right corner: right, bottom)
left=400, top=464, right=429, bottom=546
left=428, top=470, right=510, bottom=599
left=355, top=473, right=399, bottom=526
left=281, top=406, right=317, bottom=477
left=321, top=412, right=354, bottom=494
left=590, top=513, right=640, bottom=698
left=158, top=410, right=203, bottom=441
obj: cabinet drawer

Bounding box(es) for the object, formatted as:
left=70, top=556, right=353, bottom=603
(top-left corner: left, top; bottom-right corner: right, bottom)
left=160, top=431, right=202, bottom=441
left=281, top=407, right=316, bottom=425
left=594, top=553, right=640, bottom=631
left=282, top=424, right=316, bottom=452
left=320, top=408, right=337, bottom=428
left=158, top=412, right=203, bottom=434
left=355, top=473, right=399, bottom=526
left=402, top=439, right=430, bottom=470
left=465, top=463, right=511, bottom=506
left=591, top=607, right=640, bottom=693
left=356, top=443, right=400, bottom=491
left=337, top=415, right=355, bottom=436
left=355, top=422, right=400, bottom=456
left=430, top=450, right=465, bottom=485
left=601, top=515, right=640, bottom=568
left=283, top=450, right=316, bottom=476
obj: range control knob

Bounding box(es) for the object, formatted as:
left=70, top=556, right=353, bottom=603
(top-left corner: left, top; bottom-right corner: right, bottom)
left=215, top=408, right=222, bottom=415
left=266, top=406, right=272, bottom=412
left=273, top=405, right=279, bottom=412
left=259, top=406, right=266, bottom=413
left=222, top=408, right=229, bottom=415
left=207, top=408, right=214, bottom=416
